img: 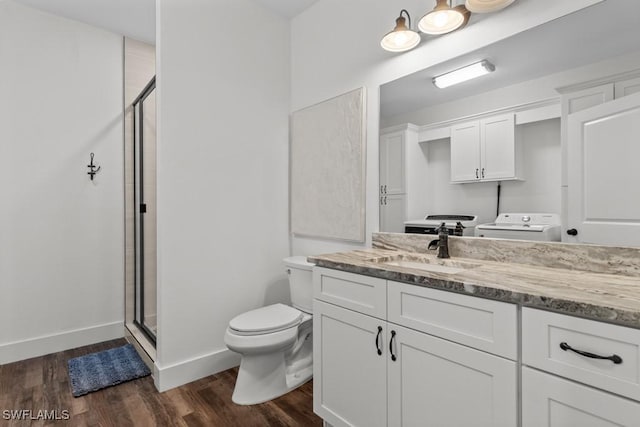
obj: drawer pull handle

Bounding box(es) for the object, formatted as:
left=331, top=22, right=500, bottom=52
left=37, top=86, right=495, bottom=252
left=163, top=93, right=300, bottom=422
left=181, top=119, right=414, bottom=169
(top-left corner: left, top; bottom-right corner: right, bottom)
left=559, top=342, right=623, bottom=364
left=389, top=330, right=397, bottom=362
left=375, top=326, right=383, bottom=356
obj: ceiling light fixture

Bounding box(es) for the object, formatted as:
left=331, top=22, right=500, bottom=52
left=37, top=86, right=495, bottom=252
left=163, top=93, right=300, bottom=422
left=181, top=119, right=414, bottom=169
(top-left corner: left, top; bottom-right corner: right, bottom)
left=418, top=0, right=467, bottom=35
left=465, top=0, right=515, bottom=13
left=380, top=9, right=421, bottom=52
left=432, top=60, right=495, bottom=88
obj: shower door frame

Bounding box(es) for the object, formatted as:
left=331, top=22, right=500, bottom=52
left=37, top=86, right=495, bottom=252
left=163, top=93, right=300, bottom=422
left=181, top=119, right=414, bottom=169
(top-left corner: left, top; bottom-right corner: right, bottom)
left=132, top=76, right=157, bottom=346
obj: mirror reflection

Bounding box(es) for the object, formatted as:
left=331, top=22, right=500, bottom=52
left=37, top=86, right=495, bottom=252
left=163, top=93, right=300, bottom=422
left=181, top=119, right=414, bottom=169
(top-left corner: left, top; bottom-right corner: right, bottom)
left=379, top=0, right=640, bottom=247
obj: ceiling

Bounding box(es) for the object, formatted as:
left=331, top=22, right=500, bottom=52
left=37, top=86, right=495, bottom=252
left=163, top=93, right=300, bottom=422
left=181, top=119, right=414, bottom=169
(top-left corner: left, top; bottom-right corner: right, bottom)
left=13, top=0, right=156, bottom=44
left=11, top=0, right=319, bottom=44
left=251, top=0, right=319, bottom=18
left=381, top=0, right=640, bottom=119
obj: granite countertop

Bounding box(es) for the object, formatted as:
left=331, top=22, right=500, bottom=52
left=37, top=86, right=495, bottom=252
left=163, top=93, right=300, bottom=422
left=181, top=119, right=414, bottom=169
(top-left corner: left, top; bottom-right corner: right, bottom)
left=308, top=248, right=640, bottom=329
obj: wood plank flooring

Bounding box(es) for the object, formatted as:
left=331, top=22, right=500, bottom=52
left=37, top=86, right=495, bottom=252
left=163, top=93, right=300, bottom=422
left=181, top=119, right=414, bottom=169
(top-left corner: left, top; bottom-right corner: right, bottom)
left=0, top=339, right=322, bottom=427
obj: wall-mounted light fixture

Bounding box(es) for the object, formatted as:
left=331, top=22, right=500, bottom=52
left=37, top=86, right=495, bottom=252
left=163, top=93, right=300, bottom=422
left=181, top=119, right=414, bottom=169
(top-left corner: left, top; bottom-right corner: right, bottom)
left=380, top=9, right=421, bottom=52
left=381, top=0, right=515, bottom=53
left=465, top=0, right=515, bottom=13
left=432, top=59, right=495, bottom=88
left=418, top=0, right=468, bottom=35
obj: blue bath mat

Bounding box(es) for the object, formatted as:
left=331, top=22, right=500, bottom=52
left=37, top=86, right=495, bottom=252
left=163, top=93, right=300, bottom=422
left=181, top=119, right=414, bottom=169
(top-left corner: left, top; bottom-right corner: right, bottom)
left=67, top=344, right=151, bottom=397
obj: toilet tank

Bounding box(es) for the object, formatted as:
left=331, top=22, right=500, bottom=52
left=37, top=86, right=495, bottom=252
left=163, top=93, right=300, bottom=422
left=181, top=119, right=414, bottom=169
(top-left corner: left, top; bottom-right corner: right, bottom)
left=284, top=256, right=315, bottom=314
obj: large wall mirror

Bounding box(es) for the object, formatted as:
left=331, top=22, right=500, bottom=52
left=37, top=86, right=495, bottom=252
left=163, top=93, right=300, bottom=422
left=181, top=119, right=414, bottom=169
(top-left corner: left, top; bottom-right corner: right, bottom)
left=379, top=0, right=640, bottom=247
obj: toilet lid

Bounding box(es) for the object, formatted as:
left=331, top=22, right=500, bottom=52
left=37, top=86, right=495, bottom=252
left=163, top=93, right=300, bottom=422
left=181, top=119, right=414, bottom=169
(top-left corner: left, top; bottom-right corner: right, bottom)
left=229, top=303, right=303, bottom=335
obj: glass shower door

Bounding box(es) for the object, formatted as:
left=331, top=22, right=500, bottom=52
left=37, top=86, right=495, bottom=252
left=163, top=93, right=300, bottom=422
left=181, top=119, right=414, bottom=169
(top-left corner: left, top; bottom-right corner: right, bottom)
left=133, top=77, right=157, bottom=344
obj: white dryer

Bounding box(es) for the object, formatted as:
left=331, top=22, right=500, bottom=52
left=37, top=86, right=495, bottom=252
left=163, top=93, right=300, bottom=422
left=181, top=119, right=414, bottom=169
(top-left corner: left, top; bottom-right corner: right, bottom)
left=475, top=213, right=561, bottom=242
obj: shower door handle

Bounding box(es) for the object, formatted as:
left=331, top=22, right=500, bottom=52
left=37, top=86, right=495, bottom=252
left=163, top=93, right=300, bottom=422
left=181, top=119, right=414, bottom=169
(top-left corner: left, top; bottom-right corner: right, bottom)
left=140, top=203, right=147, bottom=214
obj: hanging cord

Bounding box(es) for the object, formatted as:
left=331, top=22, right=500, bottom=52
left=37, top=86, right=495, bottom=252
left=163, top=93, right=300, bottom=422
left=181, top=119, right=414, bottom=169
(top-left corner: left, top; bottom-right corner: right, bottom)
left=496, top=182, right=501, bottom=216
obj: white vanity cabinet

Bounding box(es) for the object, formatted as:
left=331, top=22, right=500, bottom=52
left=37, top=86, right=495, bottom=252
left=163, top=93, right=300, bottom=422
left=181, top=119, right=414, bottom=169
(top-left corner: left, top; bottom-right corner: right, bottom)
left=522, top=307, right=640, bottom=427
left=313, top=267, right=518, bottom=427
left=450, top=113, right=519, bottom=183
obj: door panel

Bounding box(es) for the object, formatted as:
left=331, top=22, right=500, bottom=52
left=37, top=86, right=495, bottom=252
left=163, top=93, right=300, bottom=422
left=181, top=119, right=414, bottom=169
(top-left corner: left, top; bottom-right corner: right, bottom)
left=313, top=300, right=387, bottom=427
left=480, top=113, right=515, bottom=180
left=567, top=91, right=640, bottom=245
left=388, top=324, right=517, bottom=427
left=450, top=121, right=480, bottom=182
left=522, top=367, right=640, bottom=427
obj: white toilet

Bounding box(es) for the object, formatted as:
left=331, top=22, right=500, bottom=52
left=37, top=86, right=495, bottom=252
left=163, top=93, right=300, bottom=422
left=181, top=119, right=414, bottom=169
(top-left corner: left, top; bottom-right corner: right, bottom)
left=224, top=256, right=315, bottom=405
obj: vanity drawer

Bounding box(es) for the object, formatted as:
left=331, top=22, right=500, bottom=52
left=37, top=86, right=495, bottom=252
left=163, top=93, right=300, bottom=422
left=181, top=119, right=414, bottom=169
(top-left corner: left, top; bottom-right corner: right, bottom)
left=522, top=307, right=640, bottom=401
left=387, top=281, right=517, bottom=360
left=313, top=267, right=386, bottom=319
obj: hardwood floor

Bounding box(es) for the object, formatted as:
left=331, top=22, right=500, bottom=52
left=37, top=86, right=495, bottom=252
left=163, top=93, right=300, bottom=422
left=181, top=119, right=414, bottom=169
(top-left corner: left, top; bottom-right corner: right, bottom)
left=0, top=339, right=322, bottom=427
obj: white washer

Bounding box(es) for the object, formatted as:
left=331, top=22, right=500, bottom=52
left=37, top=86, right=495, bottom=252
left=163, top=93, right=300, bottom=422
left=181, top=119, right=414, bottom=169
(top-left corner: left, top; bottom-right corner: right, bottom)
left=475, top=213, right=561, bottom=242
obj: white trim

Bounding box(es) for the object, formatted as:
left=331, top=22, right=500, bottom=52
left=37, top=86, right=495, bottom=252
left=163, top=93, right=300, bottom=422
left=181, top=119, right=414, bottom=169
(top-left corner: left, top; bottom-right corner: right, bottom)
left=0, top=321, right=123, bottom=365
left=555, top=68, right=640, bottom=94
left=379, top=123, right=420, bottom=135
left=154, top=348, right=240, bottom=392
left=417, top=98, right=560, bottom=138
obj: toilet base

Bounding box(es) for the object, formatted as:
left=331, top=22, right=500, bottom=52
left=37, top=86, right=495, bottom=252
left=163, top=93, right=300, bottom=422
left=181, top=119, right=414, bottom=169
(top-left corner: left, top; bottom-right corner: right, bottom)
left=231, top=352, right=312, bottom=405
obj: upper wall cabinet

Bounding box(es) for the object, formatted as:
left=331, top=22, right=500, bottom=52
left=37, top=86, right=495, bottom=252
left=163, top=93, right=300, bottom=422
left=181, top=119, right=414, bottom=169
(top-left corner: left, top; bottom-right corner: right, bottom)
left=450, top=113, right=520, bottom=183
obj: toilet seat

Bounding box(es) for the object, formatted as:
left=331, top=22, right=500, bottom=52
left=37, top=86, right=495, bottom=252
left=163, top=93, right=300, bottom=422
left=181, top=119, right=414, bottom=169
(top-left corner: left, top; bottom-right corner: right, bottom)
left=229, top=303, right=303, bottom=336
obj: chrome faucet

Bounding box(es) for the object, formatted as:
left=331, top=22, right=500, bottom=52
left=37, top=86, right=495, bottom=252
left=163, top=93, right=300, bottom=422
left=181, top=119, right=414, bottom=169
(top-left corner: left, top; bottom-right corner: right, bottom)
left=427, top=222, right=450, bottom=259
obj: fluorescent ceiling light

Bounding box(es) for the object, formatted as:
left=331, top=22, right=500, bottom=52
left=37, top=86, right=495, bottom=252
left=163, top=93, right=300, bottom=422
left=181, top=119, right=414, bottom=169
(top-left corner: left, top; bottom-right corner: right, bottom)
left=432, top=60, right=495, bottom=88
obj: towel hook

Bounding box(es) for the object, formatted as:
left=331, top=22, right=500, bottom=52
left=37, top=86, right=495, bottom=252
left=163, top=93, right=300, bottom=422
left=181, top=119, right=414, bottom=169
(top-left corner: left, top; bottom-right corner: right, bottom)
left=87, top=152, right=101, bottom=181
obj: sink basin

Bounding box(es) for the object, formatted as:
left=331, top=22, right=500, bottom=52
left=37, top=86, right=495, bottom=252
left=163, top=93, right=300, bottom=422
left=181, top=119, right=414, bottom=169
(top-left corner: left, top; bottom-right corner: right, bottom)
left=383, top=260, right=470, bottom=274
left=378, top=256, right=481, bottom=275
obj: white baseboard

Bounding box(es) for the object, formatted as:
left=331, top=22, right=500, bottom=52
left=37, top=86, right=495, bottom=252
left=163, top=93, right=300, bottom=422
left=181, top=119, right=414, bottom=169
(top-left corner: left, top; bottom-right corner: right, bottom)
left=154, top=348, right=240, bottom=392
left=0, top=321, right=124, bottom=365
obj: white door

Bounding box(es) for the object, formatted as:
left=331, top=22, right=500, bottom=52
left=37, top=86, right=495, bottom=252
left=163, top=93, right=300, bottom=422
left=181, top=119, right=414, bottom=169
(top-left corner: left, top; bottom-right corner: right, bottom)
left=380, top=132, right=405, bottom=194
left=380, top=193, right=406, bottom=233
left=387, top=324, right=517, bottom=427
left=313, top=300, right=387, bottom=427
left=480, top=113, right=515, bottom=181
left=522, top=367, right=640, bottom=427
left=567, top=91, right=640, bottom=245
left=450, top=121, right=480, bottom=182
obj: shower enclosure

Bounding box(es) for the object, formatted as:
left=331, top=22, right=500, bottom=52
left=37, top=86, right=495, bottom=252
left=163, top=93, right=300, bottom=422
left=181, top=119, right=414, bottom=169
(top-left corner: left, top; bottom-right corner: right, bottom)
left=132, top=77, right=157, bottom=345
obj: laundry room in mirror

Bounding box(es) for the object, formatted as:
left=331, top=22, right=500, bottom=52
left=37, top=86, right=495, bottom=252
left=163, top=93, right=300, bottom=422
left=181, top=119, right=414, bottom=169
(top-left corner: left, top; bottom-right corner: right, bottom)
left=378, top=1, right=640, bottom=247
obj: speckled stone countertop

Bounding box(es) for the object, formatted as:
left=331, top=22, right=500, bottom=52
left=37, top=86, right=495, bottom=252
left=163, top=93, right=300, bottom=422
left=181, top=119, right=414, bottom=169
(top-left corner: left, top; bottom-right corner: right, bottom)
left=308, top=234, right=640, bottom=329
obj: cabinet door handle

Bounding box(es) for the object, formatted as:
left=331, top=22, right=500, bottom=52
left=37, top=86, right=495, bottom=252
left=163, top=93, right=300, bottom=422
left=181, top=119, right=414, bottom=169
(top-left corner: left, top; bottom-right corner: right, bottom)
left=475, top=168, right=479, bottom=179
left=380, top=196, right=383, bottom=206
left=566, top=228, right=578, bottom=236
left=380, top=185, right=383, bottom=194
left=375, top=326, right=383, bottom=356
left=383, top=196, right=387, bottom=205
left=481, top=168, right=485, bottom=178
left=383, top=185, right=387, bottom=194
left=389, top=330, right=397, bottom=362
left=559, top=342, right=623, bottom=364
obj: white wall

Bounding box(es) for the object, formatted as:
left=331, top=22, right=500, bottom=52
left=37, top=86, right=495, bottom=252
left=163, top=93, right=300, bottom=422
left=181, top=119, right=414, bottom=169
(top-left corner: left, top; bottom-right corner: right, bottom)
left=155, top=0, right=290, bottom=390
left=0, top=1, right=124, bottom=364
left=290, top=0, right=603, bottom=257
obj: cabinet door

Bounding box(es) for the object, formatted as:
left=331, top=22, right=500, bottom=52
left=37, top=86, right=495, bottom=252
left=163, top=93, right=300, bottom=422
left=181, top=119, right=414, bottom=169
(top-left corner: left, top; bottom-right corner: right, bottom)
left=380, top=193, right=406, bottom=233
left=387, top=324, right=517, bottom=427
left=380, top=131, right=405, bottom=194
left=480, top=113, right=515, bottom=180
left=522, top=367, right=640, bottom=427
left=567, top=91, right=640, bottom=245
left=313, top=300, right=387, bottom=427
left=450, top=121, right=480, bottom=182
